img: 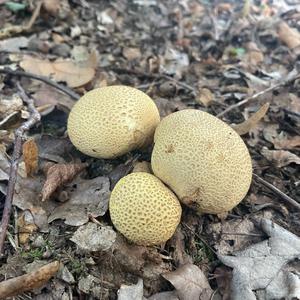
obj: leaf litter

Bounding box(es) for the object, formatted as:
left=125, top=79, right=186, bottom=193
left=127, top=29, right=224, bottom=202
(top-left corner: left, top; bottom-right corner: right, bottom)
left=0, top=0, right=300, bottom=299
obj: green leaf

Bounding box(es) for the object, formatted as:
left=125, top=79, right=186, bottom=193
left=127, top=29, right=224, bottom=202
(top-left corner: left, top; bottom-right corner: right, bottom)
left=5, top=1, right=27, bottom=12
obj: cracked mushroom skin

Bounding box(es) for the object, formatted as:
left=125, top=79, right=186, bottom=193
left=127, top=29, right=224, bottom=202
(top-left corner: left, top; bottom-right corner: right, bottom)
left=109, top=172, right=182, bottom=246
left=151, top=109, right=252, bottom=214
left=67, top=86, right=160, bottom=159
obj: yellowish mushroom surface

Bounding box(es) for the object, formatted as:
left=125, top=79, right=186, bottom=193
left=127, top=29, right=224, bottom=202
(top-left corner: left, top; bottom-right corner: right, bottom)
left=67, top=85, right=160, bottom=159
left=109, top=172, right=182, bottom=246
left=151, top=109, right=252, bottom=214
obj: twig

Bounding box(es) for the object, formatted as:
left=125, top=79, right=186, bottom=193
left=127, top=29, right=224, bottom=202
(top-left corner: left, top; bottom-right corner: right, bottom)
left=0, top=68, right=80, bottom=100
left=253, top=173, right=300, bottom=211
left=217, top=73, right=300, bottom=118
left=0, top=83, right=41, bottom=254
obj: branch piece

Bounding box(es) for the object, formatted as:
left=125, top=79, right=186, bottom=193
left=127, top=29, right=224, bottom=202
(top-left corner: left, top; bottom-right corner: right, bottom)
left=0, top=83, right=41, bottom=254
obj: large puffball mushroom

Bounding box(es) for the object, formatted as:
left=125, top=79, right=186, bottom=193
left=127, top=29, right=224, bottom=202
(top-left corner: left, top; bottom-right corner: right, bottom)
left=109, top=172, right=182, bottom=246
left=151, top=109, right=252, bottom=214
left=67, top=86, right=160, bottom=159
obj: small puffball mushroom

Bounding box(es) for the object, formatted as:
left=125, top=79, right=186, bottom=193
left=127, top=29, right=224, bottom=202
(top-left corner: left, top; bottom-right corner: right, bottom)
left=67, top=86, right=160, bottom=159
left=109, top=172, right=182, bottom=246
left=151, top=109, right=252, bottom=214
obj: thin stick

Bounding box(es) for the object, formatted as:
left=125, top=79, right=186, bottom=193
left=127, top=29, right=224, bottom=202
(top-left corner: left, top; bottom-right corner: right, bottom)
left=0, top=68, right=80, bottom=100
left=217, top=73, right=300, bottom=118
left=253, top=173, right=300, bottom=211
left=0, top=83, right=41, bottom=254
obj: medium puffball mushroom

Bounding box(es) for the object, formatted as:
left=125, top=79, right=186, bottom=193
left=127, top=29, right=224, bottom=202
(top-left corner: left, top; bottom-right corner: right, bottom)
left=151, top=109, right=252, bottom=214
left=109, top=172, right=182, bottom=246
left=67, top=86, right=160, bottom=159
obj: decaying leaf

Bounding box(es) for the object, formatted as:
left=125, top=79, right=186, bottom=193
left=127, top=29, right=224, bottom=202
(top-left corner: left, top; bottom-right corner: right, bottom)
left=70, top=222, right=116, bottom=252
left=117, top=278, right=144, bottom=300
left=48, top=176, right=110, bottom=226
left=41, top=162, right=87, bottom=202
left=22, top=138, right=39, bottom=176
left=261, top=147, right=300, bottom=168
left=163, top=263, right=213, bottom=300
left=0, top=94, right=23, bottom=119
left=263, top=127, right=300, bottom=150
left=0, top=261, right=60, bottom=299
left=232, top=103, right=269, bottom=135
left=32, top=84, right=76, bottom=113
left=278, top=21, right=300, bottom=53
left=17, top=211, right=38, bottom=244
left=196, top=88, right=214, bottom=107
left=219, top=218, right=300, bottom=300
left=20, top=56, right=95, bottom=88
left=122, top=47, right=141, bottom=61
left=207, top=218, right=260, bottom=255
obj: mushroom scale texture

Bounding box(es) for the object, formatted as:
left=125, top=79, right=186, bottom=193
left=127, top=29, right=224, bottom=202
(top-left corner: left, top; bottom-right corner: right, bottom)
left=109, top=172, right=182, bottom=246
left=151, top=109, right=252, bottom=214
left=67, top=85, right=160, bottom=159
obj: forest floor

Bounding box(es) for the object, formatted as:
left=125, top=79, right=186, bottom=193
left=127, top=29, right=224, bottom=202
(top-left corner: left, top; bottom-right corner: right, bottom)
left=0, top=0, right=300, bottom=299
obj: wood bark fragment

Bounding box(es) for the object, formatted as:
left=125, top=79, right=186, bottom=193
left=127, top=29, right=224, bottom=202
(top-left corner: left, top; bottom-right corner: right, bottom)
left=0, top=261, right=60, bottom=299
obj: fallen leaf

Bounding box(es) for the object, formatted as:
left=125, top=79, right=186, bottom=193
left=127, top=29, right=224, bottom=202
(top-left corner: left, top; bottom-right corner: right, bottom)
left=17, top=211, right=38, bottom=244
left=70, top=222, right=116, bottom=252
left=117, top=278, right=144, bottom=300
left=122, top=47, right=141, bottom=61
left=20, top=56, right=95, bottom=88
left=0, top=94, right=23, bottom=119
left=278, top=21, right=300, bottom=54
left=263, top=127, right=300, bottom=150
left=22, top=138, right=39, bottom=177
left=42, top=0, right=60, bottom=15
left=48, top=176, right=110, bottom=226
left=163, top=264, right=213, bottom=300
left=214, top=267, right=232, bottom=300
left=207, top=218, right=260, bottom=255
left=78, top=274, right=103, bottom=298
left=245, top=42, right=264, bottom=66
left=196, top=88, right=214, bottom=107
left=0, top=261, right=60, bottom=299
left=219, top=218, right=300, bottom=300
left=132, top=161, right=152, bottom=174
left=261, top=147, right=300, bottom=167
left=41, top=162, right=87, bottom=202
left=0, top=36, right=29, bottom=52
left=232, top=103, right=269, bottom=135
left=32, top=84, right=75, bottom=113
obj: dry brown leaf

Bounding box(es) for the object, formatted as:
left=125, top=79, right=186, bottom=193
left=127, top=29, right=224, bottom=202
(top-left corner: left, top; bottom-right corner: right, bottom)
left=163, top=264, right=213, bottom=300
left=17, top=211, right=38, bottom=244
left=232, top=103, right=270, bottom=135
left=196, top=88, right=213, bottom=107
left=122, top=47, right=141, bottom=61
left=132, top=161, right=152, bottom=174
left=278, top=21, right=300, bottom=53
left=42, top=0, right=60, bottom=15
left=41, top=162, right=87, bottom=202
left=263, top=127, right=300, bottom=150
left=246, top=42, right=264, bottom=66
left=20, top=56, right=95, bottom=88
left=261, top=147, right=300, bottom=168
left=22, top=138, right=39, bottom=177
left=0, top=261, right=60, bottom=299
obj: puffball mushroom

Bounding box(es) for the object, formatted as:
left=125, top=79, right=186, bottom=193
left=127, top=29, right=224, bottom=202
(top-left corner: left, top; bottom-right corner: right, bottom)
left=151, top=109, right=252, bottom=214
left=67, top=86, right=160, bottom=159
left=109, top=172, right=182, bottom=246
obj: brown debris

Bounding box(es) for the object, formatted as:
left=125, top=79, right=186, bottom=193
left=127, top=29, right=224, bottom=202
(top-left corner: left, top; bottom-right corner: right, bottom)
left=0, top=261, right=60, bottom=299
left=22, top=138, right=39, bottom=177
left=232, top=103, right=269, bottom=135
left=41, top=162, right=87, bottom=202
